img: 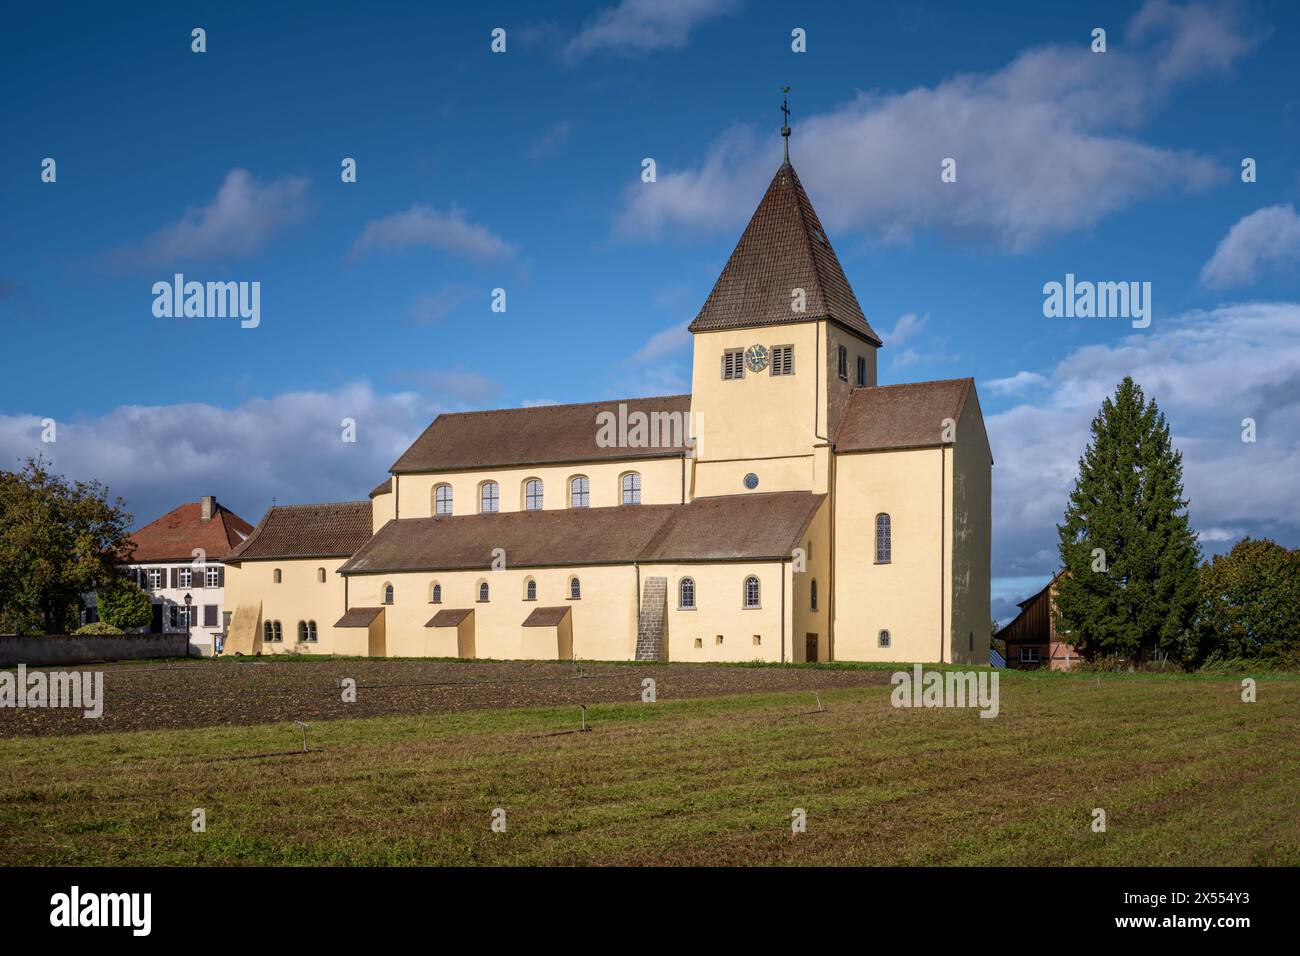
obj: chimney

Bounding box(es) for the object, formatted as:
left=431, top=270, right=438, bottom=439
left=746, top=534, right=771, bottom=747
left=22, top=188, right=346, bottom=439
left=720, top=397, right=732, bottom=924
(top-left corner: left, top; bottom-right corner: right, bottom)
left=200, top=496, right=216, bottom=521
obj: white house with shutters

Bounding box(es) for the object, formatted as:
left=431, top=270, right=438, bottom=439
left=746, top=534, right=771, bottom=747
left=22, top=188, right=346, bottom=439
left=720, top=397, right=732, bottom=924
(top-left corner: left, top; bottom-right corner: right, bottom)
left=85, top=495, right=254, bottom=655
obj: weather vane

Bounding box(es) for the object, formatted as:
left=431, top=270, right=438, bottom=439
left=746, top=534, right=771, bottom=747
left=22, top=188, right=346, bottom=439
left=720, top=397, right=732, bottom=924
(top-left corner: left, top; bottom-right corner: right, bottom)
left=780, top=86, right=792, bottom=164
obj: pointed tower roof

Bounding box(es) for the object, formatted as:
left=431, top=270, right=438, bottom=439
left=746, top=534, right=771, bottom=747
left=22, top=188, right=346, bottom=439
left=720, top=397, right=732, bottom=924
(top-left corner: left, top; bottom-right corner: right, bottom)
left=688, top=163, right=882, bottom=346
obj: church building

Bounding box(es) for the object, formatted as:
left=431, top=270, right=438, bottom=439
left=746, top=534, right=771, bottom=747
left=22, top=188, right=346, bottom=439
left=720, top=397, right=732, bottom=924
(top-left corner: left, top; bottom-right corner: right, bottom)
left=222, top=147, right=993, bottom=665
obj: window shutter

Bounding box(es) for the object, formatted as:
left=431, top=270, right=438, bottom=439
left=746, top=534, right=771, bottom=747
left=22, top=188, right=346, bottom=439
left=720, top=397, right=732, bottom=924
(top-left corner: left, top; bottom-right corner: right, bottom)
left=194, top=568, right=204, bottom=589
left=217, top=567, right=225, bottom=587
left=169, top=567, right=177, bottom=588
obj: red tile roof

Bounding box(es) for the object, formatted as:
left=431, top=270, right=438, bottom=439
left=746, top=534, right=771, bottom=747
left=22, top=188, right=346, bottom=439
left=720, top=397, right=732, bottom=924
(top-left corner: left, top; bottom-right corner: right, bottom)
left=391, top=394, right=692, bottom=474
left=833, top=379, right=974, bottom=453
left=336, top=606, right=384, bottom=628
left=426, top=608, right=473, bottom=627
left=126, top=500, right=255, bottom=563
left=338, top=491, right=824, bottom=575
left=522, top=606, right=571, bottom=627
left=226, top=501, right=373, bottom=561
left=689, top=162, right=881, bottom=346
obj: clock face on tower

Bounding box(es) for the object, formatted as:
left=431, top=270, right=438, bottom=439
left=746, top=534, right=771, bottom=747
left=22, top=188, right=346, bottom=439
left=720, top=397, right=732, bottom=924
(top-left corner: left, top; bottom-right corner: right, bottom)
left=744, top=344, right=769, bottom=372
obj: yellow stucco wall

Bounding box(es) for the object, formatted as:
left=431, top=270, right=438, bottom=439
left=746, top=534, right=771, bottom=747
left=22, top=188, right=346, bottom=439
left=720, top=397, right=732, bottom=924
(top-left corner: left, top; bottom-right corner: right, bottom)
left=790, top=497, right=832, bottom=662
left=348, top=565, right=637, bottom=661
left=689, top=324, right=821, bottom=464
left=371, top=487, right=395, bottom=533
left=646, top=562, right=790, bottom=663
left=223, top=558, right=355, bottom=655
left=831, top=447, right=948, bottom=662
left=949, top=389, right=993, bottom=664
left=394, top=457, right=685, bottom=518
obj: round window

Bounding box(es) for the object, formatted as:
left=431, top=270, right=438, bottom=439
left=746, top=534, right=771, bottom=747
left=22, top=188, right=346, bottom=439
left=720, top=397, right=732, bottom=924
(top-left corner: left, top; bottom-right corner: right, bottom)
left=743, top=473, right=759, bottom=489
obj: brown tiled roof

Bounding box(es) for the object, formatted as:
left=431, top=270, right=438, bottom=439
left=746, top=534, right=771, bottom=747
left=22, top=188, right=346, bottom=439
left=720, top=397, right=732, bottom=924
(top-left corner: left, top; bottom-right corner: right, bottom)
left=126, top=500, right=255, bottom=563
left=426, top=608, right=473, bottom=627
left=522, top=606, right=570, bottom=627
left=689, top=162, right=881, bottom=346
left=338, top=492, right=824, bottom=575
left=834, top=379, right=974, bottom=453
left=391, top=394, right=692, bottom=474
left=369, top=477, right=392, bottom=498
left=225, top=500, right=373, bottom=561
left=336, top=606, right=383, bottom=628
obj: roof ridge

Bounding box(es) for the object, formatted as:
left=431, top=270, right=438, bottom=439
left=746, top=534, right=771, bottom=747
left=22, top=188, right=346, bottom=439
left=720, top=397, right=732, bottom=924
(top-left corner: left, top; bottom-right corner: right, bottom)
left=786, top=165, right=831, bottom=318
left=433, top=393, right=692, bottom=420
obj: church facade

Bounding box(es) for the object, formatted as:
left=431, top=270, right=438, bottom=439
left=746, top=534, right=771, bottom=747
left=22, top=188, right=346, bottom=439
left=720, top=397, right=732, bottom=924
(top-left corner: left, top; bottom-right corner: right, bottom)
left=223, top=159, right=992, bottom=665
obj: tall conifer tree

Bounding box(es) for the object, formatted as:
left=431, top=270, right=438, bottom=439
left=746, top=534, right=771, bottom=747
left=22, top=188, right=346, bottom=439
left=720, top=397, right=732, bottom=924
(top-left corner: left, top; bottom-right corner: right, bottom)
left=1054, top=377, right=1201, bottom=661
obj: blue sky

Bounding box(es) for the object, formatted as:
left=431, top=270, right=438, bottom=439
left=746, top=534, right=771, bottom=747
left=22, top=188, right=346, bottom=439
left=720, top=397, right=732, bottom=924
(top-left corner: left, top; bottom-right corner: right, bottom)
left=3, top=0, right=1298, bottom=621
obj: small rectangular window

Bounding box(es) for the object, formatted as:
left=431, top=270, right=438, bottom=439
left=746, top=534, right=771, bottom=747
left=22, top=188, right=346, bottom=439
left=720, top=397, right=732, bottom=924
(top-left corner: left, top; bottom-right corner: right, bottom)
left=771, top=345, right=795, bottom=376
left=205, top=566, right=220, bottom=588
left=752, top=635, right=761, bottom=646
left=856, top=355, right=867, bottom=387
left=837, top=345, right=848, bottom=380
left=179, top=568, right=192, bottom=588
left=722, top=348, right=745, bottom=380
left=694, top=637, right=703, bottom=649
left=715, top=635, right=723, bottom=645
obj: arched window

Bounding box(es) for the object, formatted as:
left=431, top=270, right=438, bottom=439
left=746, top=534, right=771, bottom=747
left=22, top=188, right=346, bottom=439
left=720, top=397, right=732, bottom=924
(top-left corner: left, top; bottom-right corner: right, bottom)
left=569, top=577, right=581, bottom=600
left=478, top=581, right=490, bottom=602
left=317, top=567, right=326, bottom=583
left=810, top=578, right=818, bottom=611
left=306, top=621, right=317, bottom=642
left=273, top=568, right=282, bottom=584
left=569, top=475, right=590, bottom=508
left=879, top=629, right=891, bottom=648
left=525, top=578, right=537, bottom=601
left=263, top=621, right=273, bottom=643
left=383, top=583, right=394, bottom=605
left=298, top=620, right=308, bottom=642
left=875, top=513, right=892, bottom=563
left=524, top=479, right=544, bottom=511
left=430, top=582, right=442, bottom=604
left=743, top=575, right=760, bottom=609
left=480, top=481, right=499, bottom=513
left=621, top=472, right=642, bottom=505
left=679, top=577, right=696, bottom=610
left=434, top=483, right=453, bottom=516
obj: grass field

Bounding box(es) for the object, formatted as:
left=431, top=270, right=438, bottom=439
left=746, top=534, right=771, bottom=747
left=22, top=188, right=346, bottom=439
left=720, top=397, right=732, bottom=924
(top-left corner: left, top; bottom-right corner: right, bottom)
left=1, top=661, right=1296, bottom=866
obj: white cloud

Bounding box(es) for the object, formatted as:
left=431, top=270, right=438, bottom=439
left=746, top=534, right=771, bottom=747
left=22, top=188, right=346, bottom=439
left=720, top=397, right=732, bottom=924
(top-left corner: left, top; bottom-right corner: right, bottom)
left=616, top=1, right=1255, bottom=249
left=565, top=0, right=739, bottom=59
left=985, top=371, right=1048, bottom=395
left=392, top=370, right=501, bottom=405
left=408, top=286, right=470, bottom=324
left=884, top=312, right=927, bottom=347
left=527, top=121, right=574, bottom=160
left=1200, top=204, right=1300, bottom=288
left=0, top=384, right=432, bottom=532
left=521, top=398, right=560, bottom=407
left=987, top=301, right=1300, bottom=590
left=105, top=169, right=309, bottom=269
left=350, top=204, right=513, bottom=261
left=628, top=321, right=691, bottom=364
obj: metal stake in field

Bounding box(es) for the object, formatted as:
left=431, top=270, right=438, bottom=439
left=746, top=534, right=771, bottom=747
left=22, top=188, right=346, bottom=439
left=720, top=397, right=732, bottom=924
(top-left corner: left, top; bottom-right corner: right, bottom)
left=296, top=720, right=309, bottom=752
